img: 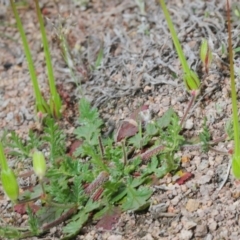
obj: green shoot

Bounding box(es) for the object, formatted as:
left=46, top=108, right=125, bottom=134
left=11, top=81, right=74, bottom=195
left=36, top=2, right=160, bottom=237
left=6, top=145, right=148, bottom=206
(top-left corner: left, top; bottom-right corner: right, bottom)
left=226, top=0, right=240, bottom=178
left=0, top=142, right=19, bottom=203
left=94, top=44, right=104, bottom=69
left=200, top=38, right=213, bottom=74
left=199, top=118, right=211, bottom=152
left=34, top=0, right=62, bottom=118
left=9, top=0, right=49, bottom=114
left=159, top=0, right=200, bottom=92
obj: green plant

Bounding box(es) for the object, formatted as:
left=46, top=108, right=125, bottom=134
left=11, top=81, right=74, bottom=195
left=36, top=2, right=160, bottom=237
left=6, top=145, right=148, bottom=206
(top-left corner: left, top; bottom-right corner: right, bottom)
left=199, top=118, right=211, bottom=152
left=9, top=0, right=49, bottom=115
left=159, top=0, right=200, bottom=92
left=34, top=0, right=62, bottom=118
left=0, top=97, right=187, bottom=239
left=9, top=0, right=62, bottom=118
left=200, top=38, right=213, bottom=74
left=226, top=0, right=240, bottom=178
left=0, top=142, right=19, bottom=203
left=159, top=0, right=201, bottom=127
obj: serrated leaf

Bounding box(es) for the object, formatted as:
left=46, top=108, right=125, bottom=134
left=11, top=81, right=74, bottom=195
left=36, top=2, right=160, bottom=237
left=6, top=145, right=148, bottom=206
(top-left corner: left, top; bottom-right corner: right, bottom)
left=85, top=199, right=102, bottom=213
left=78, top=98, right=102, bottom=124
left=36, top=206, right=64, bottom=226
left=156, top=108, right=175, bottom=129
left=74, top=122, right=101, bottom=144
left=121, top=186, right=152, bottom=211
left=146, top=122, right=158, bottom=136
left=62, top=210, right=88, bottom=235
left=0, top=226, right=21, bottom=239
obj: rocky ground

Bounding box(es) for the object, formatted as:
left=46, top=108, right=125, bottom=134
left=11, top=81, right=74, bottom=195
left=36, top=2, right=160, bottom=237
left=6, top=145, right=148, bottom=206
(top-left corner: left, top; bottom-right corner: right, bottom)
left=1, top=0, right=240, bottom=239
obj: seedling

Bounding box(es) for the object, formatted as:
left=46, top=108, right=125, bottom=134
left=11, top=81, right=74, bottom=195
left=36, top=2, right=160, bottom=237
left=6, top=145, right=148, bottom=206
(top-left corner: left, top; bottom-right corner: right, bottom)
left=200, top=38, right=213, bottom=74
left=9, top=0, right=49, bottom=115
left=0, top=97, right=187, bottom=239
left=34, top=0, right=62, bottom=118
left=226, top=0, right=240, bottom=178
left=0, top=142, right=19, bottom=203
left=9, top=0, right=62, bottom=118
left=159, top=0, right=201, bottom=126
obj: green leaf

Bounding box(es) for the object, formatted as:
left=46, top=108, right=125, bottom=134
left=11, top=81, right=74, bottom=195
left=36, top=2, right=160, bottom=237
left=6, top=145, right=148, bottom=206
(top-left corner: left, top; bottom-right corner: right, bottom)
left=27, top=205, right=39, bottom=235
left=62, top=210, right=89, bottom=235
left=0, top=226, right=21, bottom=239
left=63, top=200, right=101, bottom=238
left=84, top=199, right=102, bottom=213
left=121, top=186, right=152, bottom=211
left=142, top=156, right=159, bottom=176
left=232, top=155, right=240, bottom=179
left=78, top=98, right=102, bottom=125
left=74, top=122, right=101, bottom=144
left=156, top=108, right=175, bottom=129
left=18, top=184, right=42, bottom=201
left=37, top=206, right=64, bottom=227
left=42, top=118, right=66, bottom=163
left=146, top=122, right=158, bottom=136
left=154, top=161, right=170, bottom=178
left=93, top=204, right=117, bottom=220
left=94, top=46, right=104, bottom=69
left=199, top=118, right=211, bottom=152
left=104, top=181, right=127, bottom=203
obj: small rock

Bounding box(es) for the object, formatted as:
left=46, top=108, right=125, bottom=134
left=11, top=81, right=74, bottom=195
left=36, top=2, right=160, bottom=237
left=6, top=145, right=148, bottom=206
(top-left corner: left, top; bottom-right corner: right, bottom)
left=6, top=112, right=14, bottom=121
left=209, top=220, right=217, bottom=232
left=214, top=214, right=224, bottom=222
left=182, top=219, right=197, bottom=230
left=180, top=229, right=193, bottom=240
left=171, top=196, right=181, bottom=206
left=143, top=85, right=152, bottom=92
left=198, top=160, right=209, bottom=170
left=205, top=234, right=213, bottom=240
left=141, top=233, right=153, bottom=240
left=197, top=175, right=212, bottom=184
left=108, top=235, right=122, bottom=240
left=195, top=224, right=208, bottom=237
left=184, top=118, right=194, bottom=130
left=185, top=199, right=199, bottom=212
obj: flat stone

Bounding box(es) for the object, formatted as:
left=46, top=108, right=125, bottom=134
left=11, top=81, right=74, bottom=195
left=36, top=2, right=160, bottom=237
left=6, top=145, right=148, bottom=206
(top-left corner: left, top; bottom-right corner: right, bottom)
left=197, top=175, right=212, bottom=185
left=182, top=220, right=197, bottom=230
left=184, top=118, right=194, bottom=129
left=108, top=235, right=122, bottom=240
left=141, top=233, right=154, bottom=240
left=209, top=221, right=217, bottom=232
left=180, top=229, right=193, bottom=240
left=185, top=199, right=199, bottom=212
left=195, top=224, right=208, bottom=237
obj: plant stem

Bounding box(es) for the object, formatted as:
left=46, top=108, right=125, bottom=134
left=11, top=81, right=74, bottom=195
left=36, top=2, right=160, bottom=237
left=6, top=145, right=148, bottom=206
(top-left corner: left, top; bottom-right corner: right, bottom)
left=227, top=0, right=240, bottom=157
left=0, top=142, right=8, bottom=170
left=10, top=0, right=49, bottom=114
left=180, top=91, right=196, bottom=127
left=34, top=0, right=62, bottom=118
left=159, top=0, right=190, bottom=73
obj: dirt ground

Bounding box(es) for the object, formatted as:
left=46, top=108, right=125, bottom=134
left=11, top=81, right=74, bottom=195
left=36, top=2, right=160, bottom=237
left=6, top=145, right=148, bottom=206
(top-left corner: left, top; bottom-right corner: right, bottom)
left=1, top=0, right=240, bottom=239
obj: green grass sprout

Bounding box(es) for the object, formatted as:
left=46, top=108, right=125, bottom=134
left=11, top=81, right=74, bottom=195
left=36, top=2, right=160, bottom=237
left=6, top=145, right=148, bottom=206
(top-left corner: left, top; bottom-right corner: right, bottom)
left=226, top=0, right=240, bottom=178
left=159, top=0, right=201, bottom=127
left=10, top=0, right=49, bottom=114
left=0, top=142, right=19, bottom=203
left=200, top=38, right=213, bottom=74
left=34, top=0, right=62, bottom=118
left=159, top=0, right=200, bottom=92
